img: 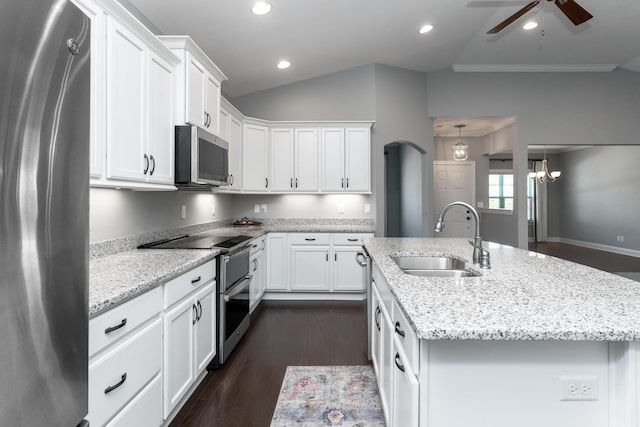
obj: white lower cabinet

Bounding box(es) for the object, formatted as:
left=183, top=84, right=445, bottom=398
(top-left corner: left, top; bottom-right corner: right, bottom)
left=267, top=233, right=288, bottom=291
left=249, top=236, right=266, bottom=312
left=391, top=337, right=419, bottom=427
left=105, top=375, right=162, bottom=427
left=163, top=279, right=216, bottom=418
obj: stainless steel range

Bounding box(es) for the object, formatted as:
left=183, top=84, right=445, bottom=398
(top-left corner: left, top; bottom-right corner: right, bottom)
left=139, top=233, right=253, bottom=365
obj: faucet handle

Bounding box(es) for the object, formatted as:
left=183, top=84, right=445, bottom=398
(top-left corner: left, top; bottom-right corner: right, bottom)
left=480, top=250, right=491, bottom=269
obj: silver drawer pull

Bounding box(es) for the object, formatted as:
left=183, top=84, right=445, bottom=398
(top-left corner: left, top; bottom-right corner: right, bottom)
left=104, top=318, right=127, bottom=334
left=191, top=276, right=202, bottom=284
left=104, top=373, right=127, bottom=394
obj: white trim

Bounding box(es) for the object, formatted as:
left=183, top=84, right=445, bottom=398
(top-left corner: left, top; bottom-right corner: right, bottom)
left=452, top=64, right=618, bottom=73
left=480, top=208, right=513, bottom=216
left=262, top=292, right=365, bottom=301
left=548, top=237, right=640, bottom=259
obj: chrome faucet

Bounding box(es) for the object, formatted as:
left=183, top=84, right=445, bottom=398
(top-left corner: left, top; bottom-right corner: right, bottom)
left=435, top=201, right=491, bottom=269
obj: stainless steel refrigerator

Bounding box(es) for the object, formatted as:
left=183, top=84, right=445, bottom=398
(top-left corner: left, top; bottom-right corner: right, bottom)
left=0, top=0, right=90, bottom=425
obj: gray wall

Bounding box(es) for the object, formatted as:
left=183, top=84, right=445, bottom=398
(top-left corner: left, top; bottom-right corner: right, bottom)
left=425, top=68, right=640, bottom=248
left=90, top=189, right=234, bottom=242
left=549, top=146, right=640, bottom=251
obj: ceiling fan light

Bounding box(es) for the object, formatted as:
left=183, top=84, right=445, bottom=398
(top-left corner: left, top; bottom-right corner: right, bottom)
left=419, top=24, right=434, bottom=34
left=523, top=21, right=538, bottom=30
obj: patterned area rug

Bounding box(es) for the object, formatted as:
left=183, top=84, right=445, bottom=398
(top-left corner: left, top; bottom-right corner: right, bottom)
left=270, top=365, right=385, bottom=426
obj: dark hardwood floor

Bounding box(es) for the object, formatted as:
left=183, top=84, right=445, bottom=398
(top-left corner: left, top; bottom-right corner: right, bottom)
left=170, top=300, right=369, bottom=427
left=528, top=242, right=640, bottom=272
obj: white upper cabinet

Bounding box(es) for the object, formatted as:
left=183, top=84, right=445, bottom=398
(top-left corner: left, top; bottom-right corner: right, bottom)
left=159, top=36, right=227, bottom=135
left=321, top=127, right=371, bottom=192
left=243, top=123, right=270, bottom=191
left=104, top=16, right=176, bottom=186
left=268, top=127, right=319, bottom=192
left=294, top=128, right=319, bottom=191
left=270, top=128, right=295, bottom=191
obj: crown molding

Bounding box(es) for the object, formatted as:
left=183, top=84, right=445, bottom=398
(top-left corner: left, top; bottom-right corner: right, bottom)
left=452, top=64, right=618, bottom=72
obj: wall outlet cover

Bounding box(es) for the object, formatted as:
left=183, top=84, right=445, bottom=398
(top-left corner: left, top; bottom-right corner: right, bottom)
left=254, top=204, right=260, bottom=213
left=559, top=376, right=598, bottom=401
left=180, top=205, right=187, bottom=219
left=364, top=204, right=371, bottom=214
left=261, top=204, right=267, bottom=213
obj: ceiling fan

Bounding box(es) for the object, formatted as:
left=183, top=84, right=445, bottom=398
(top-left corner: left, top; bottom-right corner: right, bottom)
left=487, top=0, right=593, bottom=34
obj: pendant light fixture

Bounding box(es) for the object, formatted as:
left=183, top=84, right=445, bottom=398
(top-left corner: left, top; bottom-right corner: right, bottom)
left=451, top=124, right=469, bottom=161
left=528, top=147, right=561, bottom=183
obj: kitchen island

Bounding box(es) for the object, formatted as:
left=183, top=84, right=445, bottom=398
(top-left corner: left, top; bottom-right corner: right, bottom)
left=363, top=237, right=640, bottom=427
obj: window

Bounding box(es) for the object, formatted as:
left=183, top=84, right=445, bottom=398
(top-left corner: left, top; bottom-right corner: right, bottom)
left=488, top=173, right=513, bottom=210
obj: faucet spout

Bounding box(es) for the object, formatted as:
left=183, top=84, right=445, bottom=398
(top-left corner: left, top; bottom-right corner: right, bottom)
left=434, top=201, right=491, bottom=269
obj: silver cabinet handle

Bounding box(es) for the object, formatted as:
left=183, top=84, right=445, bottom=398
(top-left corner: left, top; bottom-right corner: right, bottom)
left=143, top=154, right=149, bottom=174
left=149, top=155, right=155, bottom=175
left=104, top=373, right=127, bottom=394
left=105, top=318, right=127, bottom=334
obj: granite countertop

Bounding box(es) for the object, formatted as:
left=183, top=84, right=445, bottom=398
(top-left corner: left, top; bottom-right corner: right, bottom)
left=363, top=237, right=640, bottom=341
left=89, top=220, right=375, bottom=317
left=90, top=249, right=218, bottom=317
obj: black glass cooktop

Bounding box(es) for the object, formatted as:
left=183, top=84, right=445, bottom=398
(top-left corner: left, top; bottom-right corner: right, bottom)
left=137, top=234, right=252, bottom=251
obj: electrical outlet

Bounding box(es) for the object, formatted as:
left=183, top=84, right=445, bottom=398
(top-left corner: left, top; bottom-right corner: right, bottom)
left=559, top=376, right=598, bottom=401
left=180, top=205, right=187, bottom=219
left=338, top=204, right=345, bottom=214
left=211, top=203, right=216, bottom=216
left=261, top=204, right=267, bottom=213
left=254, top=204, right=260, bottom=214
left=620, top=235, right=625, bottom=242
left=364, top=204, right=371, bottom=214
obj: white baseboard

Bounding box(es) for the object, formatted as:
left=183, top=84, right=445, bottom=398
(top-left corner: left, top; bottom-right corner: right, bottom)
left=262, top=292, right=366, bottom=301
left=547, top=237, right=640, bottom=259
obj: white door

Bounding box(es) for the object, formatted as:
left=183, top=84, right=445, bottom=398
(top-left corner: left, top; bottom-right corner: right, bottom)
left=162, top=297, right=195, bottom=418
left=193, top=284, right=216, bottom=374
left=333, top=247, right=365, bottom=291
left=290, top=246, right=330, bottom=291
left=270, top=128, right=294, bottom=191
left=295, top=128, right=318, bottom=191
left=243, top=124, right=269, bottom=191
left=320, top=128, right=345, bottom=191
left=433, top=161, right=476, bottom=238
left=267, top=234, right=288, bottom=291
left=185, top=53, right=205, bottom=127
left=204, top=74, right=220, bottom=132
left=105, top=18, right=145, bottom=181
left=146, top=53, right=174, bottom=184
left=345, top=127, right=370, bottom=192
left=228, top=115, right=243, bottom=190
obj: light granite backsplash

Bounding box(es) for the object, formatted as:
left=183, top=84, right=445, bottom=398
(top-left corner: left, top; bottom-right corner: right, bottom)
left=90, top=217, right=374, bottom=259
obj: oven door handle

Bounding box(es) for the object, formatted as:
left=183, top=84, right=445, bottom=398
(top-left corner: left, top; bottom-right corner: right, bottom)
left=223, top=276, right=251, bottom=302
left=224, top=244, right=253, bottom=263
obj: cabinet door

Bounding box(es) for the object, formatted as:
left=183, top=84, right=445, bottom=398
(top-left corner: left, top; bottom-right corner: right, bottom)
left=392, top=339, right=419, bottom=427
left=204, top=74, right=220, bottom=132
left=295, top=128, right=318, bottom=191
left=185, top=53, right=205, bottom=127
left=270, top=128, right=294, bottom=191
left=267, top=233, right=288, bottom=291
left=219, top=107, right=229, bottom=140
left=243, top=124, right=270, bottom=191
left=146, top=53, right=175, bottom=184
left=249, top=254, right=261, bottom=313
left=290, top=246, right=330, bottom=291
left=377, top=282, right=393, bottom=425
left=228, top=114, right=243, bottom=189
left=371, top=285, right=382, bottom=377
left=345, top=127, right=370, bottom=192
left=320, top=128, right=345, bottom=191
left=333, top=246, right=365, bottom=291
left=194, top=284, right=216, bottom=374
left=163, top=297, right=195, bottom=418
left=105, top=18, right=146, bottom=182
left=258, top=249, right=267, bottom=298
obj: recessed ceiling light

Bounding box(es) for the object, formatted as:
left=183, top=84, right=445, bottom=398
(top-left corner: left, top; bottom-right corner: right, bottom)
left=276, top=60, right=291, bottom=70
left=419, top=24, right=434, bottom=34
left=251, top=2, right=272, bottom=15
left=523, top=21, right=538, bottom=30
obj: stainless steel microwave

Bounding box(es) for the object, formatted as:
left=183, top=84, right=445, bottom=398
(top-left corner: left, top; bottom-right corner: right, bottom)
left=175, top=125, right=229, bottom=187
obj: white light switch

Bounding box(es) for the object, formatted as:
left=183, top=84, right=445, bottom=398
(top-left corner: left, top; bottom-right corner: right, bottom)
left=364, top=204, right=371, bottom=214
left=338, top=204, right=345, bottom=214
left=261, top=204, right=267, bottom=213
left=254, top=204, right=260, bottom=213
left=211, top=203, right=216, bottom=216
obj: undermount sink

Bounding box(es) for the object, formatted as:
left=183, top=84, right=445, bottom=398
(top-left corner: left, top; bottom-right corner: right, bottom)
left=391, top=256, right=480, bottom=278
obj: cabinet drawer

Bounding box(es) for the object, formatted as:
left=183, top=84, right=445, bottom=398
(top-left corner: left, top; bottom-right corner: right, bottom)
left=332, top=233, right=372, bottom=245
left=89, top=319, right=162, bottom=427
left=392, top=300, right=419, bottom=375
left=249, top=236, right=265, bottom=255
left=288, top=233, right=331, bottom=245
left=89, top=286, right=162, bottom=357
left=164, top=260, right=216, bottom=309
left=105, top=375, right=162, bottom=427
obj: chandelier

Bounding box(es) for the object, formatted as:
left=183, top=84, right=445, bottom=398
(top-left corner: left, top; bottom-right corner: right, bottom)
left=451, top=124, right=468, bottom=161
left=528, top=148, right=561, bottom=183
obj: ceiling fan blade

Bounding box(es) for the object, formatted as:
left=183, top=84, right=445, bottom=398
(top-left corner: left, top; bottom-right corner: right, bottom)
left=554, top=0, right=593, bottom=25
left=487, top=0, right=541, bottom=34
